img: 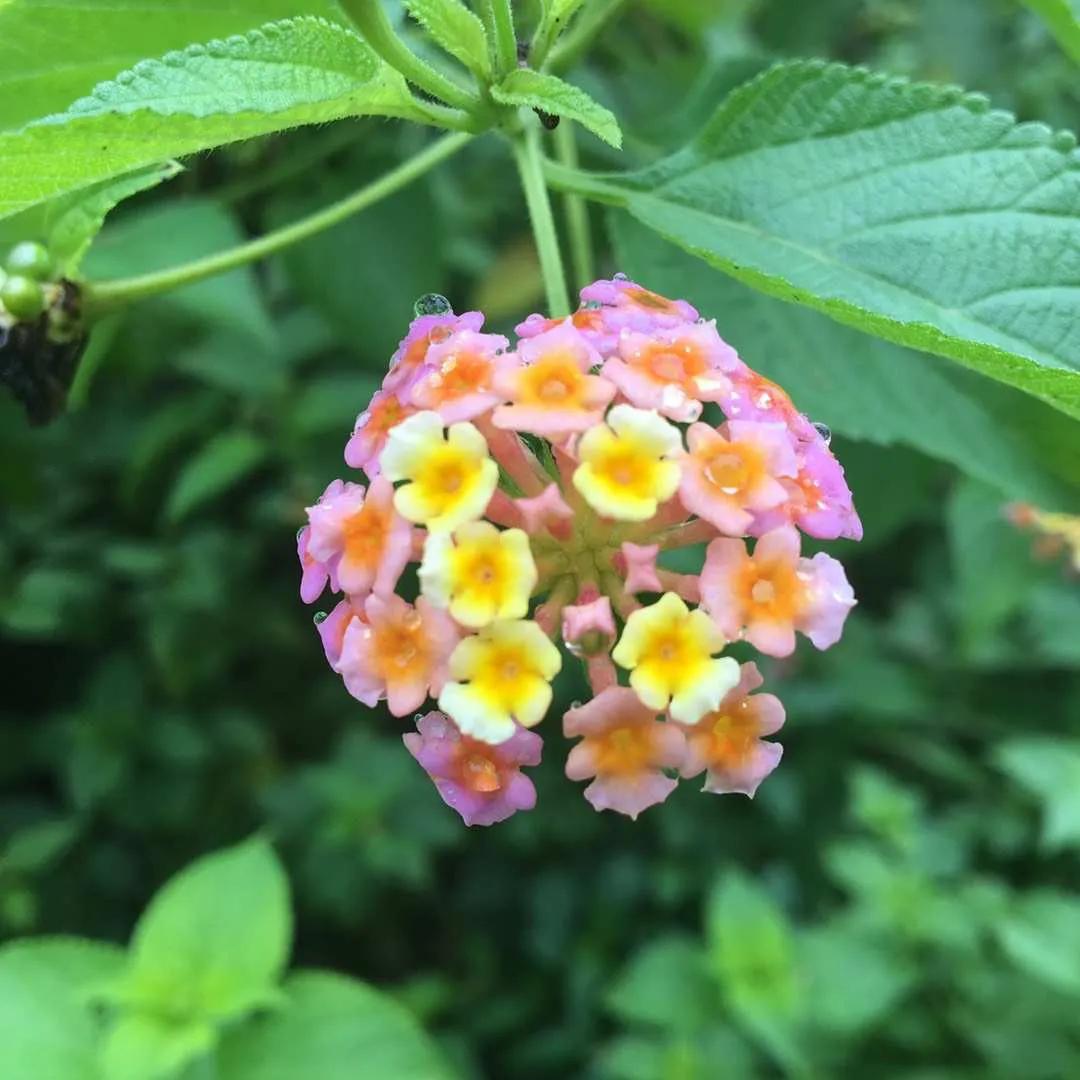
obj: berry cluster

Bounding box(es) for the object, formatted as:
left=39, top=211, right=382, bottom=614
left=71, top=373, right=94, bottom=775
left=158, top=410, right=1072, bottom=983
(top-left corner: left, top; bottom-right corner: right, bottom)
left=300, top=278, right=860, bottom=825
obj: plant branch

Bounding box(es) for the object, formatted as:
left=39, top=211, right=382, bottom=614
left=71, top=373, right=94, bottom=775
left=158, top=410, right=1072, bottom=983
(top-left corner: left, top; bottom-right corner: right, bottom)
left=484, top=0, right=519, bottom=77
left=339, top=0, right=483, bottom=113
left=511, top=127, right=571, bottom=318
left=552, top=123, right=594, bottom=289
left=84, top=133, right=472, bottom=318
left=547, top=0, right=627, bottom=71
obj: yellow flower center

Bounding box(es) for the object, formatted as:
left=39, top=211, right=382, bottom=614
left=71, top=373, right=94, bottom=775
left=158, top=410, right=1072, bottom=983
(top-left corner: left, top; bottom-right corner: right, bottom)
left=592, top=725, right=656, bottom=776
left=738, top=559, right=804, bottom=622
left=342, top=501, right=389, bottom=569
left=519, top=353, right=585, bottom=408
left=701, top=442, right=763, bottom=496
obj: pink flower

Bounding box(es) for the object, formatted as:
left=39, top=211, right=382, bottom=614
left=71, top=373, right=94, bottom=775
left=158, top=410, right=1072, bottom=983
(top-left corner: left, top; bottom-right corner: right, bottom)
left=336, top=593, right=459, bottom=715
left=581, top=276, right=699, bottom=330
left=602, top=322, right=740, bottom=422
left=305, top=476, right=413, bottom=598
left=404, top=711, right=542, bottom=826
left=514, top=483, right=574, bottom=538
left=383, top=310, right=485, bottom=395
left=619, top=542, right=663, bottom=594
left=314, top=598, right=359, bottom=667
left=562, top=592, right=616, bottom=655
left=717, top=365, right=817, bottom=441
left=344, top=388, right=418, bottom=477
left=409, top=328, right=510, bottom=423
left=563, top=688, right=686, bottom=819
left=700, top=525, right=856, bottom=657
left=679, top=420, right=798, bottom=535
left=779, top=437, right=863, bottom=542
left=493, top=322, right=614, bottom=437
left=680, top=662, right=784, bottom=797
left=298, top=523, right=335, bottom=604
left=515, top=308, right=620, bottom=357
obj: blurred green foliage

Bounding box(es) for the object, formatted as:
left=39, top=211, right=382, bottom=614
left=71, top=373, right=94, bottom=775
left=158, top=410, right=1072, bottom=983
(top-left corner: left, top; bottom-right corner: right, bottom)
left=2, top=1, right=1080, bottom=1077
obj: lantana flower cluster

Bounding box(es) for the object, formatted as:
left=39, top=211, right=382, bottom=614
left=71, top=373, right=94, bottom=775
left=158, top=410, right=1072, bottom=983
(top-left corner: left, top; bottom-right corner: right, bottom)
left=299, top=278, right=860, bottom=825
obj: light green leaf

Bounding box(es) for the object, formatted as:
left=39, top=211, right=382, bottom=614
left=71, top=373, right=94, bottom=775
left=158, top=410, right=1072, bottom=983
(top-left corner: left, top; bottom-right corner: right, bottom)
left=0, top=18, right=425, bottom=221
left=116, top=837, right=291, bottom=1022
left=0, top=0, right=346, bottom=131
left=101, top=1014, right=216, bottom=1080
left=0, top=163, right=182, bottom=275
left=0, top=937, right=126, bottom=1080
left=165, top=431, right=269, bottom=524
left=404, top=0, right=490, bottom=77
left=580, top=61, right=1080, bottom=419
left=492, top=69, right=622, bottom=147
left=996, top=738, right=1080, bottom=851
left=995, top=891, right=1080, bottom=994
left=0, top=819, right=79, bottom=875
left=1024, top=0, right=1080, bottom=64
left=216, top=971, right=452, bottom=1080
left=613, top=214, right=1080, bottom=507
left=606, top=935, right=715, bottom=1030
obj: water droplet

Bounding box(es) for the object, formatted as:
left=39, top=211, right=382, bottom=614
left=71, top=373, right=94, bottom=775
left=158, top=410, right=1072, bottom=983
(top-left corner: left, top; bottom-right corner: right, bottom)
left=566, top=640, right=585, bottom=657
left=402, top=608, right=423, bottom=631
left=414, top=293, right=452, bottom=317
left=495, top=347, right=505, bottom=355
left=297, top=526, right=306, bottom=540
left=441, top=355, right=458, bottom=373
left=313, top=611, right=329, bottom=625
left=661, top=384, right=687, bottom=412
left=754, top=390, right=773, bottom=409
left=583, top=299, right=603, bottom=311
left=720, top=485, right=739, bottom=496
left=684, top=400, right=703, bottom=422
left=570, top=700, right=583, bottom=710
left=813, top=421, right=832, bottom=446
left=613, top=272, right=629, bottom=282
left=354, top=410, right=371, bottom=431
left=695, top=375, right=728, bottom=395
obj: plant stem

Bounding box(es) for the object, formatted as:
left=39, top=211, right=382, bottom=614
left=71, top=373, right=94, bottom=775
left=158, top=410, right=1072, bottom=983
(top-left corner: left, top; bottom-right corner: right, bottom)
left=484, top=0, right=519, bottom=77
left=552, top=123, right=594, bottom=289
left=338, top=0, right=483, bottom=113
left=511, top=127, right=571, bottom=318
left=547, top=0, right=627, bottom=71
left=84, top=132, right=472, bottom=317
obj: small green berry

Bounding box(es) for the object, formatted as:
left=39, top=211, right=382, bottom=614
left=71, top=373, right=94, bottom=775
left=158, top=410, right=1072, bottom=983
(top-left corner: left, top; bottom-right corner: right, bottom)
left=1, top=274, right=46, bottom=320
left=5, top=240, right=53, bottom=281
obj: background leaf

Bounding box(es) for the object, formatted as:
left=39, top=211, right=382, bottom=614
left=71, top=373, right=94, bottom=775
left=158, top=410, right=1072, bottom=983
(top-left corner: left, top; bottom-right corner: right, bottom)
left=1024, top=0, right=1080, bottom=64
left=996, top=738, right=1080, bottom=851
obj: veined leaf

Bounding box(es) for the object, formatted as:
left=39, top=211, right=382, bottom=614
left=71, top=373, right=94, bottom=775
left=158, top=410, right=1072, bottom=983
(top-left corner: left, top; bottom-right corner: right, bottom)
left=566, top=61, right=1080, bottom=419
left=0, top=18, right=427, bottom=221
left=404, top=0, right=490, bottom=78
left=1023, top=0, right=1080, bottom=64
left=0, top=163, right=182, bottom=274
left=0, top=0, right=345, bottom=131
left=492, top=69, right=622, bottom=147
left=613, top=215, right=1080, bottom=508
left=166, top=431, right=269, bottom=523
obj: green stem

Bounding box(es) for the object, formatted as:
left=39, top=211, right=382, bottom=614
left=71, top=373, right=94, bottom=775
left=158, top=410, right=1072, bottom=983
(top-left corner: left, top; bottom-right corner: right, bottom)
left=84, top=133, right=472, bottom=318
left=542, top=157, right=626, bottom=205
left=339, top=0, right=483, bottom=113
left=484, top=0, right=519, bottom=76
left=547, top=0, right=627, bottom=71
left=511, top=127, right=572, bottom=318
left=553, top=123, right=594, bottom=289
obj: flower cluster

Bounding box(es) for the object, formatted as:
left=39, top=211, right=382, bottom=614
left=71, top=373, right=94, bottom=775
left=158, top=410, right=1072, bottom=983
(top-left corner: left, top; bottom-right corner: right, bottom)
left=299, top=278, right=860, bottom=826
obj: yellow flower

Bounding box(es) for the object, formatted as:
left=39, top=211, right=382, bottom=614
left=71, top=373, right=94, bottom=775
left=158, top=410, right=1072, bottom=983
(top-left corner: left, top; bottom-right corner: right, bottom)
left=572, top=404, right=681, bottom=521
left=438, top=620, right=562, bottom=744
left=379, top=410, right=498, bottom=533
left=612, top=592, right=739, bottom=725
left=419, top=522, right=538, bottom=628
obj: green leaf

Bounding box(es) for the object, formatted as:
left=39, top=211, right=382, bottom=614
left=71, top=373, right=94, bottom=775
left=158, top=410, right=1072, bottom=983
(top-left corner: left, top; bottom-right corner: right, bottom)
left=1024, top=0, right=1080, bottom=64
left=165, top=432, right=269, bottom=524
left=492, top=69, right=622, bottom=148
left=996, top=738, right=1080, bottom=851
left=995, top=892, right=1080, bottom=995
left=606, top=935, right=716, bottom=1030
left=612, top=214, right=1080, bottom=506
left=101, top=1014, right=216, bottom=1080
left=0, top=0, right=346, bottom=131
left=585, top=61, right=1080, bottom=419
left=216, top=970, right=452, bottom=1080
left=0, top=18, right=425, bottom=221
left=116, top=837, right=291, bottom=1022
left=0, top=163, right=182, bottom=275
left=404, top=0, right=490, bottom=78
left=0, top=937, right=126, bottom=1080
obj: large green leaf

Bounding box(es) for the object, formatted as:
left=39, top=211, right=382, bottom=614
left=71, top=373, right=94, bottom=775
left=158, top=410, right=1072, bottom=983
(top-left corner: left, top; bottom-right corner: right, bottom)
left=613, top=214, right=1080, bottom=508
left=566, top=61, right=1080, bottom=419
left=216, top=971, right=451, bottom=1080
left=0, top=0, right=345, bottom=131
left=115, top=837, right=290, bottom=1023
left=0, top=937, right=126, bottom=1080
left=0, top=17, right=426, bottom=221
left=1024, top=0, right=1080, bottom=64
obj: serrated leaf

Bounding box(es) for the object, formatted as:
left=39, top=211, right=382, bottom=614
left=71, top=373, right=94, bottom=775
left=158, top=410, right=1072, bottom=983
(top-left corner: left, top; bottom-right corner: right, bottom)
left=493, top=69, right=622, bottom=147
left=0, top=18, right=426, bottom=221
left=166, top=431, right=268, bottom=523
left=996, top=738, right=1080, bottom=851
left=216, top=971, right=451, bottom=1080
left=404, top=0, right=490, bottom=77
left=0, top=163, right=182, bottom=274
left=613, top=214, right=1080, bottom=507
left=0, top=937, right=126, bottom=1080
left=573, top=61, right=1080, bottom=419
left=0, top=0, right=346, bottom=131
left=1024, top=0, right=1080, bottom=64
left=116, top=838, right=291, bottom=1024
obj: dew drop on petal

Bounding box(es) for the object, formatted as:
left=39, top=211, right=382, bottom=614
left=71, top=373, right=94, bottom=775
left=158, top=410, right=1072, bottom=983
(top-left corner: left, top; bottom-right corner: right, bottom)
left=583, top=299, right=603, bottom=311
left=313, top=611, right=329, bottom=625
left=754, top=390, right=773, bottom=409
left=813, top=421, right=832, bottom=446
left=402, top=608, right=423, bottom=630
left=684, top=399, right=703, bottom=422
left=613, top=272, right=629, bottom=282
left=661, top=384, right=687, bottom=412
left=414, top=293, right=453, bottom=317
left=566, top=640, right=585, bottom=657
left=395, top=643, right=418, bottom=666
left=297, top=526, right=306, bottom=540
left=354, top=410, right=371, bottom=431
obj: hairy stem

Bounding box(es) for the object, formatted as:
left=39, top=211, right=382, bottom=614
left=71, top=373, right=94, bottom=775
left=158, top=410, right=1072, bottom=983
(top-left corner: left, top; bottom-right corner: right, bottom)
left=511, top=127, right=571, bottom=318
left=84, top=133, right=472, bottom=317
left=553, top=123, right=594, bottom=289
left=484, top=0, right=519, bottom=76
